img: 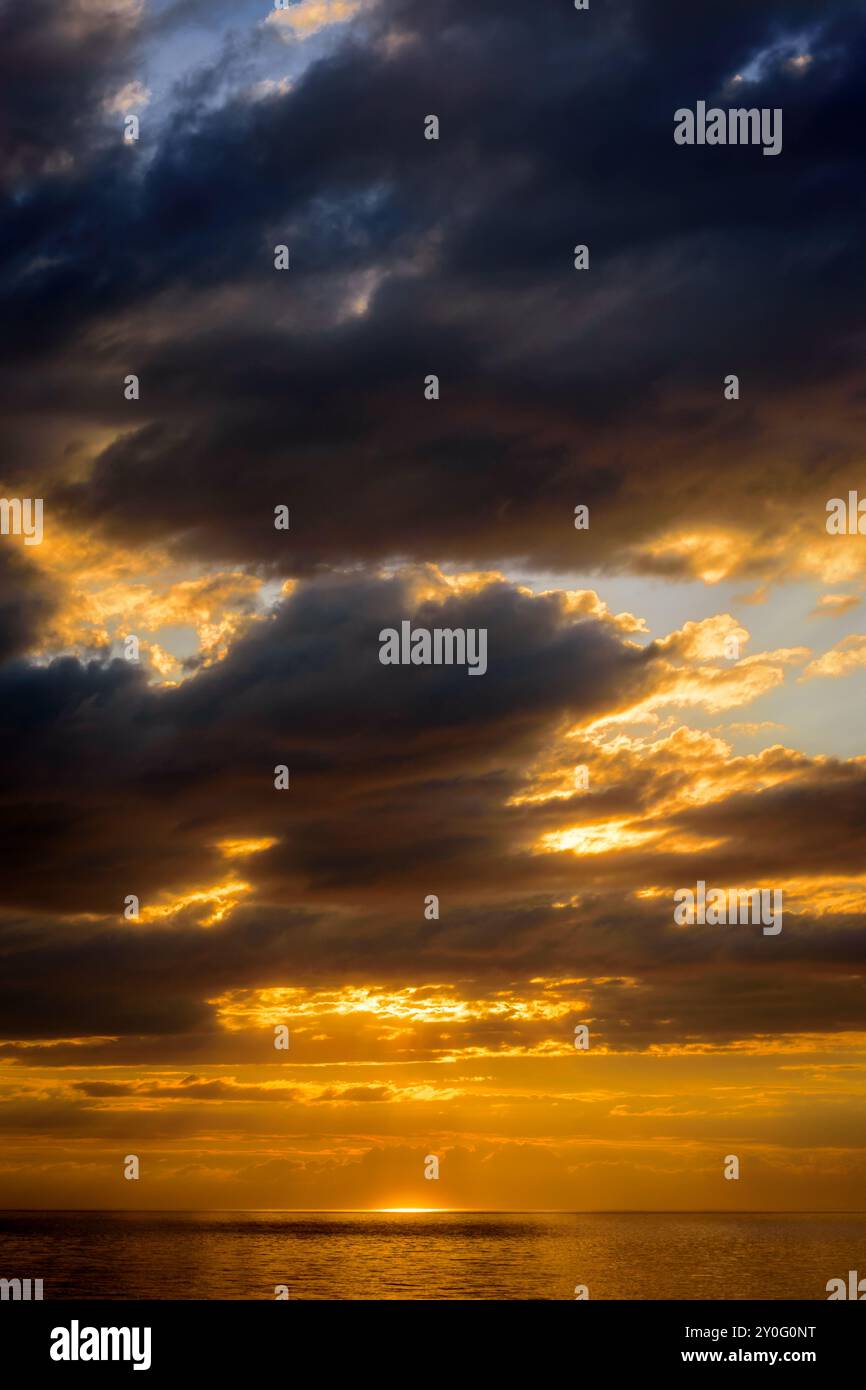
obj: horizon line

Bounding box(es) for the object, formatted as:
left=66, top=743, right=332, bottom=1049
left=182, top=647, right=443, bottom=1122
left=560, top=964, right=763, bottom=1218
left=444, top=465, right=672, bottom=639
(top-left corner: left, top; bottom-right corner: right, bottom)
left=3, top=1207, right=865, bottom=1215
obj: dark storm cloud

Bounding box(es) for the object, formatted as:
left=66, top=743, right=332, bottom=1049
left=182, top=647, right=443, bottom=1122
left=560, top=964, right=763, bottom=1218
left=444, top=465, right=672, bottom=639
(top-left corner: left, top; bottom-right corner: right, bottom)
left=0, top=0, right=141, bottom=190
left=663, top=760, right=866, bottom=881
left=0, top=547, right=58, bottom=664
left=1, top=890, right=865, bottom=1056
left=0, top=572, right=651, bottom=914
left=2, top=0, right=866, bottom=572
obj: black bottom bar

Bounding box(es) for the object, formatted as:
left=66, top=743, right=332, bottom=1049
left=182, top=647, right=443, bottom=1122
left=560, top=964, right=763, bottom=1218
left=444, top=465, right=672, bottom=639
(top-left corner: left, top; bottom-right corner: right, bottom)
left=2, top=1299, right=859, bottom=1376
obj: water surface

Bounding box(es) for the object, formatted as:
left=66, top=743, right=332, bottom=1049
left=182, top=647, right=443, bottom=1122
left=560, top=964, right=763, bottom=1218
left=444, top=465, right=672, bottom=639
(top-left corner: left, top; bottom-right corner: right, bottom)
left=0, top=1210, right=861, bottom=1299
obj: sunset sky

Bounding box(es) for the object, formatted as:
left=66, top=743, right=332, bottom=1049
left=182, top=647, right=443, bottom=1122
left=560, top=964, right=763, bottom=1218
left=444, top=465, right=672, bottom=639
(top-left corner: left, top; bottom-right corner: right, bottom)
left=1, top=0, right=866, bottom=1212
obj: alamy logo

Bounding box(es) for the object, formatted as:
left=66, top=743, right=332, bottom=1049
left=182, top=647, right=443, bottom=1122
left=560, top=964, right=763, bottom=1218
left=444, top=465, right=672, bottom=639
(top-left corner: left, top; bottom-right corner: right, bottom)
left=673, top=881, right=783, bottom=935
left=0, top=497, right=43, bottom=545
left=674, top=102, right=782, bottom=156
left=379, top=620, right=487, bottom=675
left=0, top=1276, right=43, bottom=1300
left=826, top=493, right=866, bottom=534
left=50, top=1321, right=152, bottom=1371
left=826, top=1270, right=866, bottom=1299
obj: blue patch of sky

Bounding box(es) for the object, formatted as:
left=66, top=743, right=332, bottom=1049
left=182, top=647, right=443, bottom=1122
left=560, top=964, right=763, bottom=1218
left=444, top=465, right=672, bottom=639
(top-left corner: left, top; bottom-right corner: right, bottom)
left=502, top=566, right=866, bottom=760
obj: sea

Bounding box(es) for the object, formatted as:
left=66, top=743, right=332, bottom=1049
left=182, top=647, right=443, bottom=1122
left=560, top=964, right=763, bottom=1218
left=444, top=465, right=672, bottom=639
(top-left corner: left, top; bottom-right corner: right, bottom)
left=0, top=1210, right=862, bottom=1300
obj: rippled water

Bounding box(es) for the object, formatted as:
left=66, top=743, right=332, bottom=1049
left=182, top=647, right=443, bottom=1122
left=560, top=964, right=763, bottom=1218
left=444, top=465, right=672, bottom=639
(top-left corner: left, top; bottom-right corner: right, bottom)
left=0, top=1210, right=861, bottom=1299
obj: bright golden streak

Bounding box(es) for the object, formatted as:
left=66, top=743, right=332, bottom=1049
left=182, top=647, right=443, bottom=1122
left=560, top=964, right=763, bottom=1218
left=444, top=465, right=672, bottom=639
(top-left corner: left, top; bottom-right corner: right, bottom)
left=212, top=984, right=579, bottom=1030
left=138, top=879, right=251, bottom=926
left=215, top=837, right=279, bottom=859
left=637, top=528, right=754, bottom=584
left=539, top=821, right=656, bottom=855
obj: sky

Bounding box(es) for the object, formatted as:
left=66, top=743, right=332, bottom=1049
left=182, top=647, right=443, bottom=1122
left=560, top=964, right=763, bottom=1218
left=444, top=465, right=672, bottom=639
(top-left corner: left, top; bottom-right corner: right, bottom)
left=1, top=0, right=866, bottom=1212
